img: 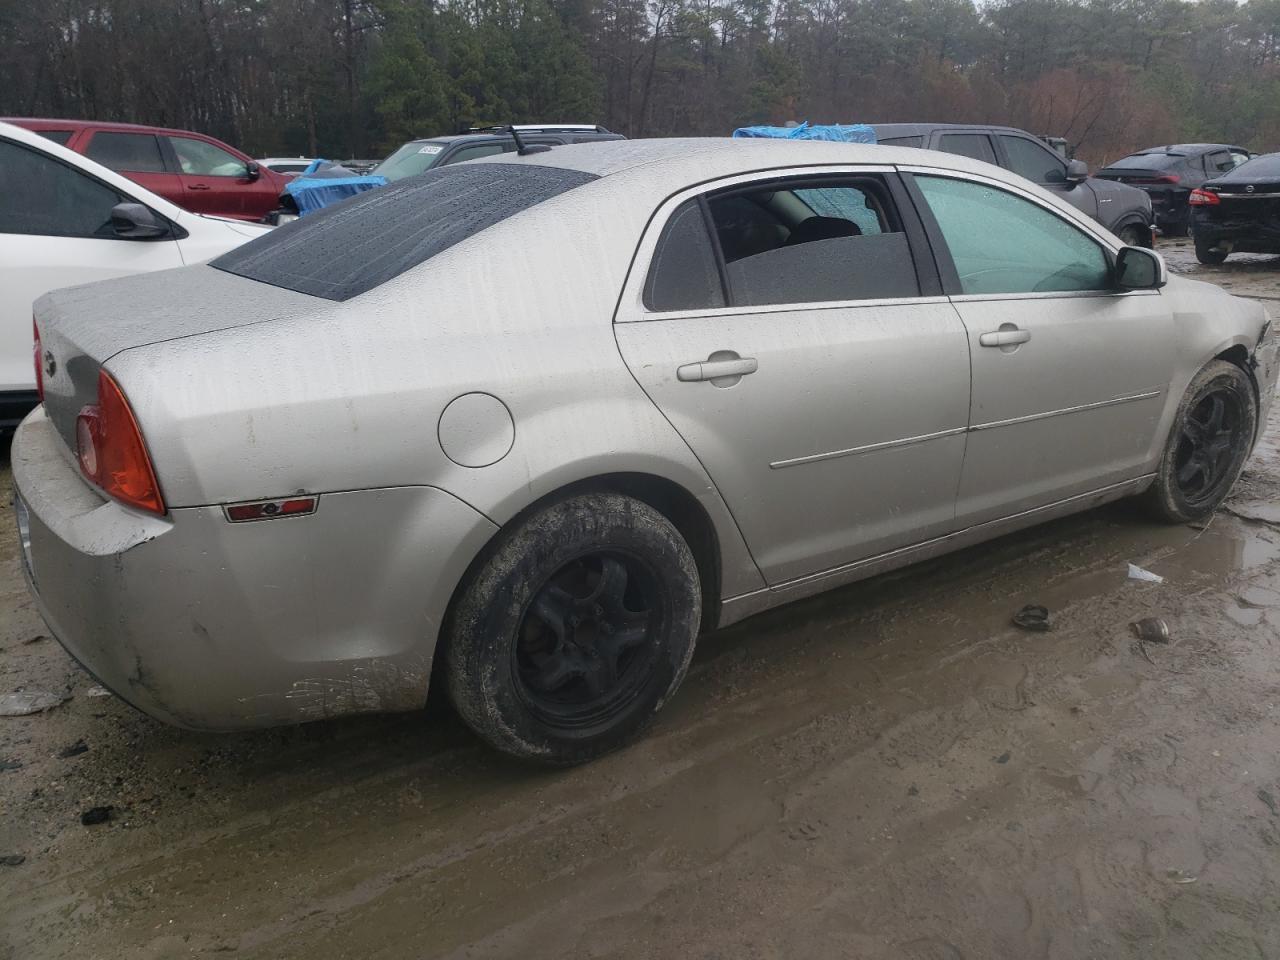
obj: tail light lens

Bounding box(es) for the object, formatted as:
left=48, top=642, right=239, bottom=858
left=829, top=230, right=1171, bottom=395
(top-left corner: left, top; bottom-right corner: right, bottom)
left=76, top=371, right=166, bottom=515
left=33, top=317, right=43, bottom=403
left=1189, top=188, right=1220, bottom=206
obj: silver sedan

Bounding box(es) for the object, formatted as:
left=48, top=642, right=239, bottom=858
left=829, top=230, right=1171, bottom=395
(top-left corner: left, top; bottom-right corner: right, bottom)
left=12, top=139, right=1278, bottom=764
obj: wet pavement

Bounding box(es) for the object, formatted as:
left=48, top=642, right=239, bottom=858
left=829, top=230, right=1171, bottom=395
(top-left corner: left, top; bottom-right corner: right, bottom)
left=3, top=244, right=1280, bottom=959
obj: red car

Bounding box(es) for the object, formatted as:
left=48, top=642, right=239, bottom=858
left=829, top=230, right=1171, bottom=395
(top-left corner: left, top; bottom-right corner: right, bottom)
left=3, top=118, right=288, bottom=222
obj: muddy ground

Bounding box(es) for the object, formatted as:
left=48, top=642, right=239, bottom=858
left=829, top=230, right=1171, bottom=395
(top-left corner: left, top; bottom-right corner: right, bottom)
left=3, top=241, right=1280, bottom=960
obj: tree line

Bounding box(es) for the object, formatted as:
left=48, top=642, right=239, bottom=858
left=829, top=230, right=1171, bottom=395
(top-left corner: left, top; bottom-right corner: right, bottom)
left=2, top=0, right=1279, bottom=166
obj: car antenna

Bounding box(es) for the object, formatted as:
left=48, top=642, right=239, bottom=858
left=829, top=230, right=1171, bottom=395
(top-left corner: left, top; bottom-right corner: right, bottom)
left=504, top=125, right=552, bottom=157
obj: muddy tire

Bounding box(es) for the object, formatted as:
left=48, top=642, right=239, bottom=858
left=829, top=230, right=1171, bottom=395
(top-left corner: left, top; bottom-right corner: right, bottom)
left=442, top=492, right=700, bottom=765
left=1195, top=239, right=1228, bottom=265
left=1145, top=360, right=1256, bottom=523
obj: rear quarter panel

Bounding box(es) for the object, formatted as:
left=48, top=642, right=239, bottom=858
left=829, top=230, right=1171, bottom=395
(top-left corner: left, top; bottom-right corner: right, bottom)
left=108, top=176, right=767, bottom=603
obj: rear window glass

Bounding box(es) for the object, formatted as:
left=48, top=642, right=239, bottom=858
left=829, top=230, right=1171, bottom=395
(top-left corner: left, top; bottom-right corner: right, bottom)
left=1219, top=153, right=1280, bottom=179
left=212, top=163, right=597, bottom=301
left=1106, top=153, right=1183, bottom=170
left=85, top=132, right=167, bottom=172
left=877, top=136, right=923, bottom=148
left=38, top=130, right=74, bottom=146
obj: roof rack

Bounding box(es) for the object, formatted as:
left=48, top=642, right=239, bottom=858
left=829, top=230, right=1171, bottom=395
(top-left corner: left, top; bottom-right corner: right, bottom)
left=464, top=124, right=612, bottom=135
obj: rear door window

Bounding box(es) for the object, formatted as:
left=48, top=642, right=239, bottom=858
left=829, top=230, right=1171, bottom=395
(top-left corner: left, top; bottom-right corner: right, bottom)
left=84, top=131, right=167, bottom=173
left=876, top=136, right=923, bottom=148
left=999, top=135, right=1068, bottom=184
left=1206, top=151, right=1235, bottom=175
left=937, top=133, right=997, bottom=165
left=706, top=176, right=920, bottom=307
left=446, top=143, right=509, bottom=165
left=37, top=130, right=74, bottom=146
left=0, top=138, right=127, bottom=238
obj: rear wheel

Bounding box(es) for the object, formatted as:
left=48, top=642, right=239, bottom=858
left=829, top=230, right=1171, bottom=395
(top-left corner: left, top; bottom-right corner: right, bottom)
left=1145, top=360, right=1255, bottom=522
left=443, top=492, right=701, bottom=765
left=1195, top=239, right=1228, bottom=265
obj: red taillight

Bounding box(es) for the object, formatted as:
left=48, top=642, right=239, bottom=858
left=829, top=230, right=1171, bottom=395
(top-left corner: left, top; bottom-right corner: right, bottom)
left=76, top=371, right=165, bottom=515
left=33, top=318, right=43, bottom=403
left=1189, top=188, right=1220, bottom=206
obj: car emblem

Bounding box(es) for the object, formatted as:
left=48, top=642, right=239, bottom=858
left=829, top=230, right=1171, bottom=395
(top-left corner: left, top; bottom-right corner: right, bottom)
left=1246, top=184, right=1255, bottom=193
left=43, top=350, right=56, bottom=378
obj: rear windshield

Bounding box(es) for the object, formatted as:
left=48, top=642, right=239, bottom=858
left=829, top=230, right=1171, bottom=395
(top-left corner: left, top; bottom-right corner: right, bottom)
left=212, top=163, right=597, bottom=301
left=1218, top=153, right=1280, bottom=180
left=372, top=140, right=450, bottom=181
left=1105, top=153, right=1183, bottom=170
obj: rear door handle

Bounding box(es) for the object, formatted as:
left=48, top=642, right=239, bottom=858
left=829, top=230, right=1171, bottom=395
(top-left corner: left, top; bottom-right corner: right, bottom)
left=677, top=353, right=758, bottom=384
left=979, top=328, right=1031, bottom=348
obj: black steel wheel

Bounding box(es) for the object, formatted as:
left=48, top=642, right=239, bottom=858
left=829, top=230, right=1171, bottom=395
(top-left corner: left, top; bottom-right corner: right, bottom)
left=443, top=492, right=700, bottom=764
left=1145, top=360, right=1256, bottom=522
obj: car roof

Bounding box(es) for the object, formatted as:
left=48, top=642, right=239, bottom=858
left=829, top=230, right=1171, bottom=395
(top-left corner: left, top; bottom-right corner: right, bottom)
left=869, top=122, right=1031, bottom=137
left=0, top=120, right=189, bottom=221
left=472, top=135, right=1035, bottom=186
left=0, top=116, right=232, bottom=140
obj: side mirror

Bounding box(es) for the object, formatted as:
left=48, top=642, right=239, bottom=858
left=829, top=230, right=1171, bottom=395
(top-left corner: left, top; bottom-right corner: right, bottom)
left=1065, top=159, right=1089, bottom=183
left=110, top=202, right=169, bottom=240
left=1115, top=246, right=1167, bottom=290
left=245, top=160, right=261, bottom=181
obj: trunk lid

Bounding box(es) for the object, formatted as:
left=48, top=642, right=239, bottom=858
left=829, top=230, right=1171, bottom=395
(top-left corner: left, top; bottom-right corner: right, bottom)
left=34, top=264, right=325, bottom=450
left=1199, top=176, right=1280, bottom=224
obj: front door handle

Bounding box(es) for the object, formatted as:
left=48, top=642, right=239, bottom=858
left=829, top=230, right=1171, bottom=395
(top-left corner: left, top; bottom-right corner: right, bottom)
left=677, top=351, right=758, bottom=385
left=979, top=327, right=1032, bottom=348
left=188, top=183, right=211, bottom=191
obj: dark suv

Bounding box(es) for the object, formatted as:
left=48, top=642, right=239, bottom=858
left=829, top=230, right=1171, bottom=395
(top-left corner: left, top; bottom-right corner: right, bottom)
left=872, top=123, right=1155, bottom=246
left=1096, top=144, right=1253, bottom=237
left=372, top=125, right=625, bottom=182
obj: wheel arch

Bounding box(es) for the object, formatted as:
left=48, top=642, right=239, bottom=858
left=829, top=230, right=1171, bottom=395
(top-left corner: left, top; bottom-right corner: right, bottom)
left=1110, top=213, right=1153, bottom=248
left=1213, top=343, right=1263, bottom=441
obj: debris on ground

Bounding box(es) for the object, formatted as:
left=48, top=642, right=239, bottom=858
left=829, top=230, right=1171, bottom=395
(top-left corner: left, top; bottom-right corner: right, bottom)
left=57, top=740, right=88, bottom=758
left=21, top=634, right=48, bottom=645
left=80, top=806, right=113, bottom=826
left=1131, top=618, right=1171, bottom=643
left=0, top=691, right=68, bottom=716
left=1166, top=869, right=1198, bottom=884
left=1012, top=605, right=1051, bottom=632
left=1259, top=788, right=1279, bottom=817
left=85, top=685, right=112, bottom=698
left=0, top=855, right=25, bottom=867
left=0, top=758, right=22, bottom=771
left=994, top=751, right=1011, bottom=764
left=1128, top=563, right=1165, bottom=583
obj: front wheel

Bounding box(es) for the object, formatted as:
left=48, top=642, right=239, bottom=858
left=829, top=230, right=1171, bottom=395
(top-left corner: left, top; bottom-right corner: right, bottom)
left=443, top=492, right=701, bottom=765
left=1145, top=360, right=1256, bottom=523
left=1116, top=223, right=1145, bottom=247
left=1195, top=239, right=1228, bottom=265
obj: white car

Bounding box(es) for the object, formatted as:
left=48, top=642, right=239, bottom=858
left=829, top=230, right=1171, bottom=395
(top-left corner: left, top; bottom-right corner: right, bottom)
left=255, top=157, right=319, bottom=176
left=0, top=120, right=270, bottom=429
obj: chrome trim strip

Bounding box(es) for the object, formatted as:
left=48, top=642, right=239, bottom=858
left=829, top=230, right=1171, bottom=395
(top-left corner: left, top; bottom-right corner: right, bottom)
left=770, top=426, right=966, bottom=469
left=970, top=389, right=1161, bottom=432
left=949, top=289, right=1160, bottom=303
left=773, top=475, right=1155, bottom=592
left=1213, top=192, right=1280, bottom=199
left=641, top=295, right=952, bottom=323
left=773, top=390, right=1161, bottom=470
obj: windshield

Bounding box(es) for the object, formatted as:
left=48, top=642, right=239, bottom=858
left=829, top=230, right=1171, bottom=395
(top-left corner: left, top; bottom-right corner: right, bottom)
left=372, top=140, right=448, bottom=181
left=1105, top=153, right=1183, bottom=170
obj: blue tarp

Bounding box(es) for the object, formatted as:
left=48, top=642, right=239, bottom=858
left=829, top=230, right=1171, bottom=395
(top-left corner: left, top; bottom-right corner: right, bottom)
left=284, top=160, right=388, bottom=215
left=731, top=121, right=877, bottom=144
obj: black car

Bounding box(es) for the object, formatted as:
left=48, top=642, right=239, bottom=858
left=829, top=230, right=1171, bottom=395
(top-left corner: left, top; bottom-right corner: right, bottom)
left=372, top=125, right=625, bottom=183
left=1096, top=144, right=1252, bottom=237
left=1189, top=152, right=1280, bottom=264
left=871, top=123, right=1154, bottom=246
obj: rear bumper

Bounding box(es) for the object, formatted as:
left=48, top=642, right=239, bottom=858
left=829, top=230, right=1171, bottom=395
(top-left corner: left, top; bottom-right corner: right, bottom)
left=1193, top=214, right=1280, bottom=251
left=12, top=407, right=498, bottom=730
